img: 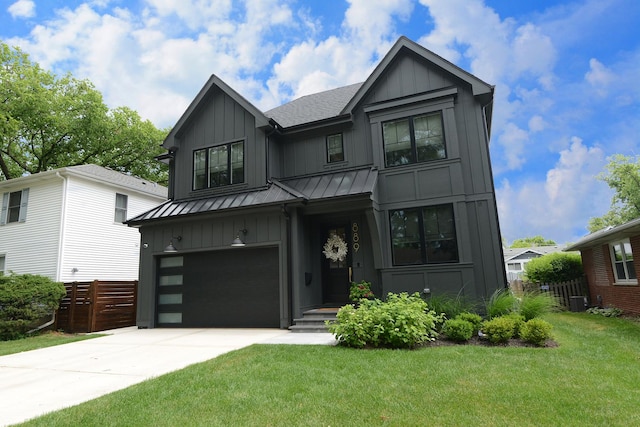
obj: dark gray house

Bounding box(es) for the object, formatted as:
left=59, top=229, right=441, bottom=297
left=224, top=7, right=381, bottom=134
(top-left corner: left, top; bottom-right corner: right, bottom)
left=128, top=36, right=505, bottom=328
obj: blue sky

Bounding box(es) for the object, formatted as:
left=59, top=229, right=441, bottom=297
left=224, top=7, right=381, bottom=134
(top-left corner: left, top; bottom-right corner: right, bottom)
left=2, top=0, right=639, bottom=245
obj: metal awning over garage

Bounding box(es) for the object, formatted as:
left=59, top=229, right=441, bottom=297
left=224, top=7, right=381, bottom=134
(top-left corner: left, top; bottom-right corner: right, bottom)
left=127, top=167, right=377, bottom=225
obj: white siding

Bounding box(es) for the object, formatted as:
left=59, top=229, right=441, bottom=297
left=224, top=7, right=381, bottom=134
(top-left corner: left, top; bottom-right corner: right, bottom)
left=0, top=179, right=63, bottom=279
left=59, top=176, right=164, bottom=282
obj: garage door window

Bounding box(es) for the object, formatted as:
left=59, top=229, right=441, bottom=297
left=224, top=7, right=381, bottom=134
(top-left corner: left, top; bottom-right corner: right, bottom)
left=157, top=256, right=184, bottom=325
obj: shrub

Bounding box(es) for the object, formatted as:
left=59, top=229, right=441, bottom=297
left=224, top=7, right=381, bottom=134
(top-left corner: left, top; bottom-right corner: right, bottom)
left=349, top=280, right=374, bottom=302
left=455, top=312, right=483, bottom=334
left=481, top=316, right=516, bottom=343
left=504, top=312, right=526, bottom=338
left=586, top=306, right=623, bottom=317
left=486, top=288, right=517, bottom=319
left=328, top=292, right=443, bottom=349
left=524, top=252, right=583, bottom=283
left=520, top=318, right=553, bottom=346
left=519, top=291, right=559, bottom=320
left=0, top=274, right=66, bottom=341
left=442, top=318, right=474, bottom=342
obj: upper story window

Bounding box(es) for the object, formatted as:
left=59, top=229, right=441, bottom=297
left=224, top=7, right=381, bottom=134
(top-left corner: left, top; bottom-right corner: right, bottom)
left=1, top=188, right=29, bottom=225
left=193, top=141, right=244, bottom=190
left=389, top=203, right=458, bottom=265
left=610, top=239, right=637, bottom=283
left=114, top=193, right=128, bottom=223
left=326, top=134, right=344, bottom=163
left=383, top=111, right=445, bottom=167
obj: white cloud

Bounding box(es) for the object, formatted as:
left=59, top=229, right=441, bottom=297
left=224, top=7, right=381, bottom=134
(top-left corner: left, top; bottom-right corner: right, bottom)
left=528, top=115, right=546, bottom=133
left=8, top=0, right=35, bottom=19
left=496, top=137, right=610, bottom=243
left=585, top=58, right=614, bottom=96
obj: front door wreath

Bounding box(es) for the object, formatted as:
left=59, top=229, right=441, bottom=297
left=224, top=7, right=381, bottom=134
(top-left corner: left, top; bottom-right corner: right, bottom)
left=323, top=234, right=348, bottom=262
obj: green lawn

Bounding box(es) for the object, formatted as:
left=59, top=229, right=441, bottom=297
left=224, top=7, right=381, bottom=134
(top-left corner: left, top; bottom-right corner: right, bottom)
left=20, top=313, right=640, bottom=426
left=0, top=331, right=99, bottom=356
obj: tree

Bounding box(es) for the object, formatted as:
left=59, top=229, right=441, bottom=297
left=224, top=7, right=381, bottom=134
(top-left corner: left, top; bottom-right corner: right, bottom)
left=0, top=42, right=168, bottom=184
left=588, top=154, right=640, bottom=232
left=510, top=236, right=557, bottom=248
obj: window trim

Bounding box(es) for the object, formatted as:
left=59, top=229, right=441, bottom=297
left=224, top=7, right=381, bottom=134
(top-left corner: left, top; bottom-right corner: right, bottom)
left=326, top=133, right=345, bottom=164
left=389, top=203, right=459, bottom=266
left=382, top=111, right=446, bottom=168
left=114, top=193, right=128, bottom=223
left=192, top=140, right=245, bottom=191
left=610, top=239, right=638, bottom=285
left=1, top=188, right=29, bottom=225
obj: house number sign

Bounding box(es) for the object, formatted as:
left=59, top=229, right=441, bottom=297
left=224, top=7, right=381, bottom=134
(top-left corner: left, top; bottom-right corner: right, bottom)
left=352, top=222, right=360, bottom=253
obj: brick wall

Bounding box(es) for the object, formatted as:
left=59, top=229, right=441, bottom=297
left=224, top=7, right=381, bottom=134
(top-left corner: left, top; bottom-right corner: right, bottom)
left=581, top=238, right=640, bottom=315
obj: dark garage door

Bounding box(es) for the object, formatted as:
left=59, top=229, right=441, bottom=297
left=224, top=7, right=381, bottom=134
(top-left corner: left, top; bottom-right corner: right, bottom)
left=158, top=247, right=280, bottom=328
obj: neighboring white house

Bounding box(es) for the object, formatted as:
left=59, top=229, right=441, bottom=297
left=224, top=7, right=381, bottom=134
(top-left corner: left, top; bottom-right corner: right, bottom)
left=0, top=165, right=167, bottom=282
left=504, top=246, right=565, bottom=282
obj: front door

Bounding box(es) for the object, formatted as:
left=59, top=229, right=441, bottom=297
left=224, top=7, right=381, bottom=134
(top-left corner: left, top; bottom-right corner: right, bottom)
left=321, top=224, right=351, bottom=305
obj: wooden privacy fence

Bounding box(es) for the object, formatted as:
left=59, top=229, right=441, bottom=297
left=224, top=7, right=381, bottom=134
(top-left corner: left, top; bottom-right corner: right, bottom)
left=56, top=280, right=138, bottom=333
left=520, top=277, right=588, bottom=310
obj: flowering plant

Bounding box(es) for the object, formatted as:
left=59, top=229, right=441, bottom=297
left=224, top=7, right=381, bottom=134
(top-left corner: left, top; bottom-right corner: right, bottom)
left=349, top=280, right=374, bottom=301
left=323, top=234, right=348, bottom=262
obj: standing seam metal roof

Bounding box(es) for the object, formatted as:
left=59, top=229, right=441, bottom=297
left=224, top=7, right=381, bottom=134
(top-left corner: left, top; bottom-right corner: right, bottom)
left=127, top=168, right=377, bottom=224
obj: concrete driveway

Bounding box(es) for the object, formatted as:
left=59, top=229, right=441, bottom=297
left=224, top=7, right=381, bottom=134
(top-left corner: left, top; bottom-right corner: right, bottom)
left=0, top=327, right=336, bottom=426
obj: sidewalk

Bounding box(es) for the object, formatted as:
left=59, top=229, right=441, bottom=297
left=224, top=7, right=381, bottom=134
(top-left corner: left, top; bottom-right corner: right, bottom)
left=0, top=328, right=336, bottom=426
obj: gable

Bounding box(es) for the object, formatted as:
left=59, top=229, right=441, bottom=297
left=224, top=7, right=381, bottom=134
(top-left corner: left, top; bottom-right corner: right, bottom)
left=164, top=75, right=270, bottom=150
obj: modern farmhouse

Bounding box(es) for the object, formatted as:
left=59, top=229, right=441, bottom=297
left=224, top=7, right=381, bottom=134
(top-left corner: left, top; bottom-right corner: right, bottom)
left=127, top=36, right=506, bottom=328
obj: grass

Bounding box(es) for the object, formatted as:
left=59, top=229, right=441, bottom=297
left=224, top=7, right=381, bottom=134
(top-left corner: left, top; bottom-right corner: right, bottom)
left=20, top=313, right=640, bottom=426
left=0, top=331, right=99, bottom=356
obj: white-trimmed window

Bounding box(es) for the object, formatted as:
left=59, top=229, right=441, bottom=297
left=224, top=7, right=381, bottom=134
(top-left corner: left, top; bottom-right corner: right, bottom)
left=0, top=254, right=5, bottom=275
left=610, top=239, right=637, bottom=283
left=114, top=193, right=128, bottom=223
left=507, top=262, right=522, bottom=271
left=1, top=188, right=29, bottom=225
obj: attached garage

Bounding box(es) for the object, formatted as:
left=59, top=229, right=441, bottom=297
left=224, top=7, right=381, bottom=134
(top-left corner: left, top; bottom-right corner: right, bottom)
left=156, top=247, right=280, bottom=328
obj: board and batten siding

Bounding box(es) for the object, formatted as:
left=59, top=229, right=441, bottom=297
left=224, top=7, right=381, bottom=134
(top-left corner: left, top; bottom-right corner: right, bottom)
left=0, top=178, right=64, bottom=279
left=171, top=87, right=266, bottom=201
left=59, top=175, right=165, bottom=282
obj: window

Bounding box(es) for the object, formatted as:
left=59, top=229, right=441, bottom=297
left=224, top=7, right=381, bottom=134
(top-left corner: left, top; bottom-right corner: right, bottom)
left=327, top=134, right=344, bottom=163
left=507, top=262, right=522, bottom=271
left=193, top=141, right=244, bottom=190
left=0, top=255, right=5, bottom=276
left=114, top=193, right=128, bottom=223
left=383, top=111, right=445, bottom=167
left=390, top=204, right=458, bottom=265
left=610, top=240, right=636, bottom=283
left=1, top=188, right=29, bottom=225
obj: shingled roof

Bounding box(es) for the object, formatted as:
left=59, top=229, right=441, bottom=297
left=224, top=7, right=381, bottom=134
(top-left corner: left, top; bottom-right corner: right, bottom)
left=264, top=82, right=362, bottom=129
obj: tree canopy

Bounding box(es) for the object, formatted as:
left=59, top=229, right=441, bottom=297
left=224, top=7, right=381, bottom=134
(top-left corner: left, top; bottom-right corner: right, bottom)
left=588, top=154, right=640, bottom=233
left=510, top=236, right=557, bottom=248
left=0, top=42, right=168, bottom=183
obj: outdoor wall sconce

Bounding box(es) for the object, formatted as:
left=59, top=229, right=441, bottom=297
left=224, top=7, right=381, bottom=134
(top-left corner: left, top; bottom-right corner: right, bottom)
left=164, top=236, right=182, bottom=253
left=231, top=229, right=247, bottom=247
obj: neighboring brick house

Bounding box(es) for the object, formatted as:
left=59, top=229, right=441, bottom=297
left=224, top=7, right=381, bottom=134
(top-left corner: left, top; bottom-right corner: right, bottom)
left=564, top=219, right=640, bottom=315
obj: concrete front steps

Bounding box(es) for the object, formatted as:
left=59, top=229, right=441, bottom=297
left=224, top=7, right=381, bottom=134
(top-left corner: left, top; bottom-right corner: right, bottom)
left=289, top=307, right=340, bottom=333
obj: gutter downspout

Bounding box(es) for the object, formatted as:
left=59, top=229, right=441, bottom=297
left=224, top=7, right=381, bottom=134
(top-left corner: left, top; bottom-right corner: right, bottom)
left=55, top=172, right=68, bottom=282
